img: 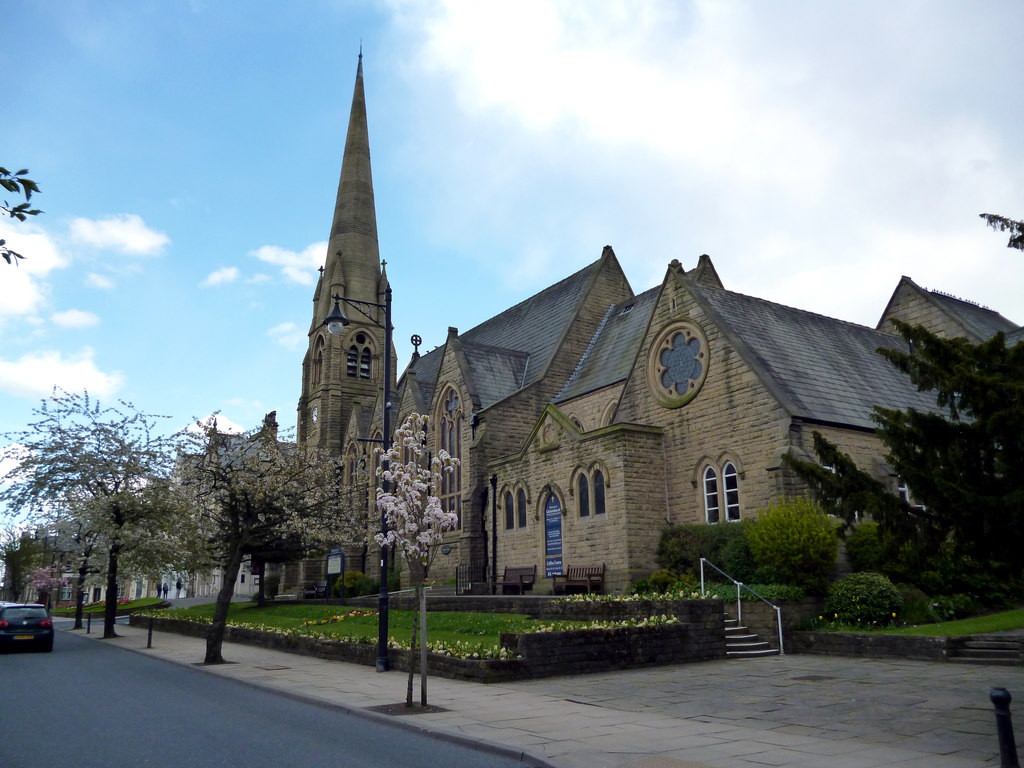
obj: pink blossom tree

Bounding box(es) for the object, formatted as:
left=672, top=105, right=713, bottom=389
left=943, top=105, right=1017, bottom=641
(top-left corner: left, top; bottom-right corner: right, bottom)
left=29, top=566, right=65, bottom=607
left=375, top=413, right=458, bottom=708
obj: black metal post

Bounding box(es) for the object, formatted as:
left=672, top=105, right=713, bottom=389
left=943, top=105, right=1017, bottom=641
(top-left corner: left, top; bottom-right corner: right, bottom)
left=86, top=612, right=91, bottom=634
left=147, top=616, right=154, bottom=648
left=992, top=688, right=1020, bottom=768
left=323, top=286, right=393, bottom=672
left=377, top=285, right=392, bottom=672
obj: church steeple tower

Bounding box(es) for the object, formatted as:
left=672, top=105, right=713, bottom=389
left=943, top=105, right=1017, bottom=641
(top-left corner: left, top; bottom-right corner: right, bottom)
left=318, top=50, right=381, bottom=319
left=299, top=53, right=390, bottom=454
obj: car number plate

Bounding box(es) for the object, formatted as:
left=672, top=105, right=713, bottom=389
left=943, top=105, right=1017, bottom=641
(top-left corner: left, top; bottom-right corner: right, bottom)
left=14, top=634, right=34, bottom=640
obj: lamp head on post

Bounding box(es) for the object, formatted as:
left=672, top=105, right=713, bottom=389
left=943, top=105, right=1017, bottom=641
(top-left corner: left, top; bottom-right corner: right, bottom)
left=324, top=295, right=350, bottom=335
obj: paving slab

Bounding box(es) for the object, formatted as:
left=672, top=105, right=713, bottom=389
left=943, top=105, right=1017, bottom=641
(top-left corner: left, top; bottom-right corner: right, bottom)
left=62, top=622, right=1021, bottom=768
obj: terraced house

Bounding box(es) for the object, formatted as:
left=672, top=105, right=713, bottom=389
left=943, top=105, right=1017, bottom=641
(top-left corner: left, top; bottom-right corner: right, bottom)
left=295, top=56, right=1022, bottom=595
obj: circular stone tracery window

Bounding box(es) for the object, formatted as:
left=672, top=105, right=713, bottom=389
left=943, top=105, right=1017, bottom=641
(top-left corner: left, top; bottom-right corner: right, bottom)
left=647, top=321, right=709, bottom=408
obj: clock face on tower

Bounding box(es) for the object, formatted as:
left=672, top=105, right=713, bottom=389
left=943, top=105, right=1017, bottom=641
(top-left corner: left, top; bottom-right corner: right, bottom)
left=311, top=405, right=318, bottom=424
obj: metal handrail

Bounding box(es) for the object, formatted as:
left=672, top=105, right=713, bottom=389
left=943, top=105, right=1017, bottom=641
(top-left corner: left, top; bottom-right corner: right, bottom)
left=700, top=557, right=784, bottom=655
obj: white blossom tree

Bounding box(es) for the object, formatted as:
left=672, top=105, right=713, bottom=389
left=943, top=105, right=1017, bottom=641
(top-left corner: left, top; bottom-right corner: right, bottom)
left=375, top=413, right=458, bottom=707
left=1, top=389, right=179, bottom=638
left=175, top=412, right=367, bottom=664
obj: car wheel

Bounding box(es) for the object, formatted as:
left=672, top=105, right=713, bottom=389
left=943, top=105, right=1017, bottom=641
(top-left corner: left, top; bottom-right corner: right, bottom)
left=40, top=639, right=53, bottom=653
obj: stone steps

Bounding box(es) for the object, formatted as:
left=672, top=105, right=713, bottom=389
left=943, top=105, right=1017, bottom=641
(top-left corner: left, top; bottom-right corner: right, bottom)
left=725, top=617, right=779, bottom=658
left=949, top=635, right=1022, bottom=666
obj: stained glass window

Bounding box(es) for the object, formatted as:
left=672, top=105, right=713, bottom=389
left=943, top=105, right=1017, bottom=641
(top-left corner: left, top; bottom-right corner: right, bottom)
left=594, top=470, right=606, bottom=515
left=704, top=466, right=720, bottom=524
left=723, top=462, right=740, bottom=521
left=660, top=333, right=703, bottom=394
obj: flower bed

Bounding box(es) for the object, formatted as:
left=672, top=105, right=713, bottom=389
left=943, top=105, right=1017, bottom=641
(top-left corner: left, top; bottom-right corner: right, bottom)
left=131, top=604, right=725, bottom=683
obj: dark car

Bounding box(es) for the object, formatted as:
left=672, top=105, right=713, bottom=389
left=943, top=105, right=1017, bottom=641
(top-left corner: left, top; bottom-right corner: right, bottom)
left=0, top=603, right=54, bottom=652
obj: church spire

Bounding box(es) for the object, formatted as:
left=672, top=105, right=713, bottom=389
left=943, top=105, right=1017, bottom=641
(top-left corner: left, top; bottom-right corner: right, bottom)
left=321, top=52, right=381, bottom=315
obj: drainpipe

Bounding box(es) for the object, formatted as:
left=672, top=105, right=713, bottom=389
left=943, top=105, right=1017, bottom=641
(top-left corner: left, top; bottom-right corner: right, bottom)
left=490, top=474, right=498, bottom=595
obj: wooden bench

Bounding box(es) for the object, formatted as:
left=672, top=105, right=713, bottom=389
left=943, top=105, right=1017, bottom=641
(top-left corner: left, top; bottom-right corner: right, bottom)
left=552, top=564, right=605, bottom=595
left=500, top=566, right=537, bottom=595
left=301, top=582, right=327, bottom=599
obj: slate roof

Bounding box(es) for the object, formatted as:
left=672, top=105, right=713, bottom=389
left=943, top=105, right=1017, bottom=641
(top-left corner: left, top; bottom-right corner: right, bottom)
left=694, top=285, right=939, bottom=429
left=402, top=261, right=600, bottom=409
left=927, top=290, right=1019, bottom=341
left=555, top=287, right=659, bottom=402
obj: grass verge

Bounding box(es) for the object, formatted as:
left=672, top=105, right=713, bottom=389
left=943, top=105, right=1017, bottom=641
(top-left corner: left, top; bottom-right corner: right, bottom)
left=152, top=602, right=587, bottom=649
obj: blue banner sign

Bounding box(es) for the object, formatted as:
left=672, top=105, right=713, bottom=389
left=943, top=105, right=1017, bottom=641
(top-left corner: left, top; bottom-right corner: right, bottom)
left=544, top=493, right=562, bottom=560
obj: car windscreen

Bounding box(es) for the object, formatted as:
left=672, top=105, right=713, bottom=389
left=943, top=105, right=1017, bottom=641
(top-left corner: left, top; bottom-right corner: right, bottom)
left=1, top=607, right=48, bottom=620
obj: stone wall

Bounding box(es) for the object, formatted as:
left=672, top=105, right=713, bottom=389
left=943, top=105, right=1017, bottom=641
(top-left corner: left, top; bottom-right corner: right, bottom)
left=790, top=630, right=952, bottom=662
left=616, top=265, right=793, bottom=528
left=132, top=603, right=725, bottom=683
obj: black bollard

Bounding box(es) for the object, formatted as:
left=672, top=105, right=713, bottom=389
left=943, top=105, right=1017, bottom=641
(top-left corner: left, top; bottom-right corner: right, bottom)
left=991, top=687, right=1021, bottom=768
left=86, top=613, right=91, bottom=634
left=147, top=616, right=153, bottom=649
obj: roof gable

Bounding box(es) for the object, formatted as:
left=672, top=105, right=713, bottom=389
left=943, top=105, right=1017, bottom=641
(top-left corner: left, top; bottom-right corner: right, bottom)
left=401, top=250, right=620, bottom=410
left=694, top=283, right=938, bottom=429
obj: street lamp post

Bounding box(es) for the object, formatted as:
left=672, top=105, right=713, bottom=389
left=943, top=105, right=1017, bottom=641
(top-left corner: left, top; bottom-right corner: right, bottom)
left=323, top=285, right=392, bottom=672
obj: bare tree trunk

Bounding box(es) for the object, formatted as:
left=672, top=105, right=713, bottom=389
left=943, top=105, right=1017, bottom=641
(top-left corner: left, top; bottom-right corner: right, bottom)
left=254, top=558, right=266, bottom=608
left=406, top=587, right=418, bottom=707
left=73, top=568, right=87, bottom=630
left=419, top=583, right=428, bottom=706
left=205, top=547, right=243, bottom=664
left=102, top=544, right=121, bottom=639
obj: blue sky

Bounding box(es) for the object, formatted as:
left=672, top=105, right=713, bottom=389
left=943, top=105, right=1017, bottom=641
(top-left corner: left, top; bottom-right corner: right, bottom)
left=2, top=0, right=1023, bottom=453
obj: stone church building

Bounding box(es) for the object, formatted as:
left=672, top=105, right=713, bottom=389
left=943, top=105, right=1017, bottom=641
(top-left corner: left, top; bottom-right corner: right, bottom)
left=296, top=57, right=1022, bottom=594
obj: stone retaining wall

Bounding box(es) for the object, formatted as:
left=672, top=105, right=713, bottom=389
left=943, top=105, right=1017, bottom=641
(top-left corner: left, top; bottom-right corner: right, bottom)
left=790, top=630, right=952, bottom=661
left=131, top=606, right=725, bottom=683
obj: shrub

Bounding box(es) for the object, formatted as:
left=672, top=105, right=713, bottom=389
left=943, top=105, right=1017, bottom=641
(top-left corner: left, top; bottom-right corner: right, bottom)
left=824, top=572, right=903, bottom=626
left=265, top=575, right=280, bottom=600
left=895, top=583, right=934, bottom=624
left=658, top=520, right=757, bottom=582
left=746, top=497, right=838, bottom=594
left=845, top=522, right=885, bottom=572
left=648, top=569, right=677, bottom=593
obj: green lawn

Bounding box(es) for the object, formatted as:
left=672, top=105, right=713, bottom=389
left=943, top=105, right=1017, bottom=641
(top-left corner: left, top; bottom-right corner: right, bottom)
left=879, top=607, right=1024, bottom=637
left=160, top=602, right=583, bottom=648
left=52, top=597, right=165, bottom=615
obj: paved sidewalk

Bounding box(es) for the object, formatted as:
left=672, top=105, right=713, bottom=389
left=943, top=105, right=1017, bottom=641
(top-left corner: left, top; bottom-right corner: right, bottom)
left=65, top=623, right=1020, bottom=768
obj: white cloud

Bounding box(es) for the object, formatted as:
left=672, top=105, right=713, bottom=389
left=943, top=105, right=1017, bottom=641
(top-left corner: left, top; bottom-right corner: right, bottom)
left=69, top=214, right=170, bottom=255
left=0, top=347, right=124, bottom=399
left=186, top=413, right=245, bottom=436
left=267, top=321, right=308, bottom=350
left=0, top=219, right=69, bottom=317
left=385, top=0, right=1024, bottom=328
left=51, top=309, right=101, bottom=328
left=200, top=266, right=239, bottom=287
left=85, top=273, right=115, bottom=290
left=250, top=242, right=325, bottom=285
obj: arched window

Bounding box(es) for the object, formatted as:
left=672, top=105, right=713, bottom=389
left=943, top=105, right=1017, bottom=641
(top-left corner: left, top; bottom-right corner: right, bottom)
left=578, top=474, right=590, bottom=517
left=516, top=489, right=527, bottom=529
left=504, top=491, right=515, bottom=530
left=594, top=470, right=606, bottom=516
left=360, top=347, right=371, bottom=379
left=311, top=336, right=324, bottom=385
left=704, top=466, right=720, bottom=524
left=439, top=389, right=463, bottom=528
left=347, top=346, right=358, bottom=377
left=723, top=462, right=740, bottom=522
